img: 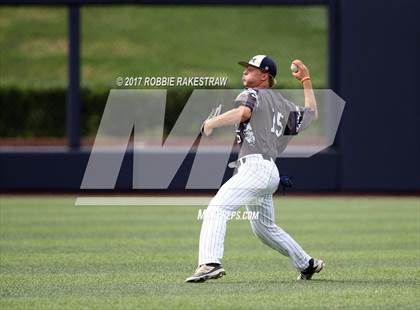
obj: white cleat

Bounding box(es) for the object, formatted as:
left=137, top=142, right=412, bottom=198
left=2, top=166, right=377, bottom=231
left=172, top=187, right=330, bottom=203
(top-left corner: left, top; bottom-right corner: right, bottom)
left=298, top=258, right=325, bottom=280
left=185, top=264, right=226, bottom=283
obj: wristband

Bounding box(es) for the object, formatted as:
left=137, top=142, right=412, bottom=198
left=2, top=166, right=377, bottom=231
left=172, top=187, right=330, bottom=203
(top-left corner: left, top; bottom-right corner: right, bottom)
left=300, top=77, right=311, bottom=83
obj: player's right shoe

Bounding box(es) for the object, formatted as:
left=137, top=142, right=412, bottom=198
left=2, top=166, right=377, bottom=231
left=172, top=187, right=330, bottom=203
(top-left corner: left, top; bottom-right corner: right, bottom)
left=185, top=264, right=226, bottom=283
left=297, top=258, right=325, bottom=280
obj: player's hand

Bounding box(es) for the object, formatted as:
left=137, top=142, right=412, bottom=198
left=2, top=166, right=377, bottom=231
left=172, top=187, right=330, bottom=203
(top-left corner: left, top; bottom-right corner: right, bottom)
left=291, top=59, right=310, bottom=82
left=200, top=104, right=222, bottom=136
left=201, top=120, right=214, bottom=136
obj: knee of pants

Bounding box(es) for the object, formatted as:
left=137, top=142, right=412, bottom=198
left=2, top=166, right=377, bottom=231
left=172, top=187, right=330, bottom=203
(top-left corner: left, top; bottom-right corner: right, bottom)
left=208, top=195, right=237, bottom=212
left=250, top=219, right=279, bottom=239
left=250, top=220, right=269, bottom=239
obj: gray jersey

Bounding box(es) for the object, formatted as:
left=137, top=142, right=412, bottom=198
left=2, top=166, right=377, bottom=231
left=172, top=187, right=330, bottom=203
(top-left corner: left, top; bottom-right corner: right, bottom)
left=234, top=88, right=315, bottom=159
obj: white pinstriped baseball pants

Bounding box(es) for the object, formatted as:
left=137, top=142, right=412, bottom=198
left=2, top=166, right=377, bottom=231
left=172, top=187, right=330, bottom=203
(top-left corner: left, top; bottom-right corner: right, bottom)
left=198, top=154, right=311, bottom=271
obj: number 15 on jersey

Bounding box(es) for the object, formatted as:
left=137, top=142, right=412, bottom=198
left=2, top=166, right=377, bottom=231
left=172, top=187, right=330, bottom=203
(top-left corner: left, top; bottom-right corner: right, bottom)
left=271, top=111, right=284, bottom=138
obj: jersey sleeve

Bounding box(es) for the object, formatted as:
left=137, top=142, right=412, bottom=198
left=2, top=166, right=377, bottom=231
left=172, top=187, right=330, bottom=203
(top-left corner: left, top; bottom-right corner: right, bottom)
left=233, top=89, right=258, bottom=111
left=283, top=100, right=316, bottom=135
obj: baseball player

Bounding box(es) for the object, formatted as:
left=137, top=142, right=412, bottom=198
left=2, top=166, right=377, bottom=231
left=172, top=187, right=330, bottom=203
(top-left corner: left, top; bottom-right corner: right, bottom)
left=185, top=55, right=324, bottom=283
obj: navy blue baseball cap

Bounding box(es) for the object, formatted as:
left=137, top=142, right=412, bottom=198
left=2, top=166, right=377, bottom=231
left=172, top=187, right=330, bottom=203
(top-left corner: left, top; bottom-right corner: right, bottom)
left=238, top=55, right=277, bottom=78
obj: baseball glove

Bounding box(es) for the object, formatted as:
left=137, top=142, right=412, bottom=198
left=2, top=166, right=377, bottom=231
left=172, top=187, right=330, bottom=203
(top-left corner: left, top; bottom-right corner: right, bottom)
left=279, top=174, right=293, bottom=194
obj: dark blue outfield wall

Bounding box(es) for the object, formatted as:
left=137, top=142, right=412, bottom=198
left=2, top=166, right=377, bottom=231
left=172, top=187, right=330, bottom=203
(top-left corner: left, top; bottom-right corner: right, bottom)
left=0, top=149, right=420, bottom=193
left=336, top=0, right=420, bottom=192
left=0, top=147, right=417, bottom=192
left=0, top=0, right=419, bottom=192
left=0, top=149, right=340, bottom=192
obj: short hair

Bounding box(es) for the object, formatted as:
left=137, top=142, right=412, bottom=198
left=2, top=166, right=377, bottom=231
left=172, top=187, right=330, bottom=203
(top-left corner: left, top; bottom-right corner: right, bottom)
left=269, top=76, right=277, bottom=88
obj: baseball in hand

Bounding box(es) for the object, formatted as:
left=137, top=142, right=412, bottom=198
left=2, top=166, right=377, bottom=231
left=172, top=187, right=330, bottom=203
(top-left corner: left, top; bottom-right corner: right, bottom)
left=290, top=63, right=299, bottom=73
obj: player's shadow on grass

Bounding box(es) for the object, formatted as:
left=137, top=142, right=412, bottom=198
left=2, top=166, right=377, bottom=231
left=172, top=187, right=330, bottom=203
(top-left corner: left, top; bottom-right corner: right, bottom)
left=212, top=278, right=413, bottom=285
left=199, top=279, right=336, bottom=284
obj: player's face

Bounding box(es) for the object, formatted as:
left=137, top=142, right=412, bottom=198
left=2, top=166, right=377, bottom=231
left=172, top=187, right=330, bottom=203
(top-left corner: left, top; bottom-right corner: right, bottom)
left=242, top=65, right=268, bottom=88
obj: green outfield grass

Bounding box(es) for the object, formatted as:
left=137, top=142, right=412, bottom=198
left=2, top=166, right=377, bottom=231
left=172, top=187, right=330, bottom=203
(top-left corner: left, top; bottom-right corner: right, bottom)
left=0, top=6, right=327, bottom=90
left=0, top=196, right=419, bottom=309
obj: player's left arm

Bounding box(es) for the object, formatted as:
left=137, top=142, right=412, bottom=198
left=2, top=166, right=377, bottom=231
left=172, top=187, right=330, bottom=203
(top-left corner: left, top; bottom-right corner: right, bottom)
left=202, top=106, right=251, bottom=136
